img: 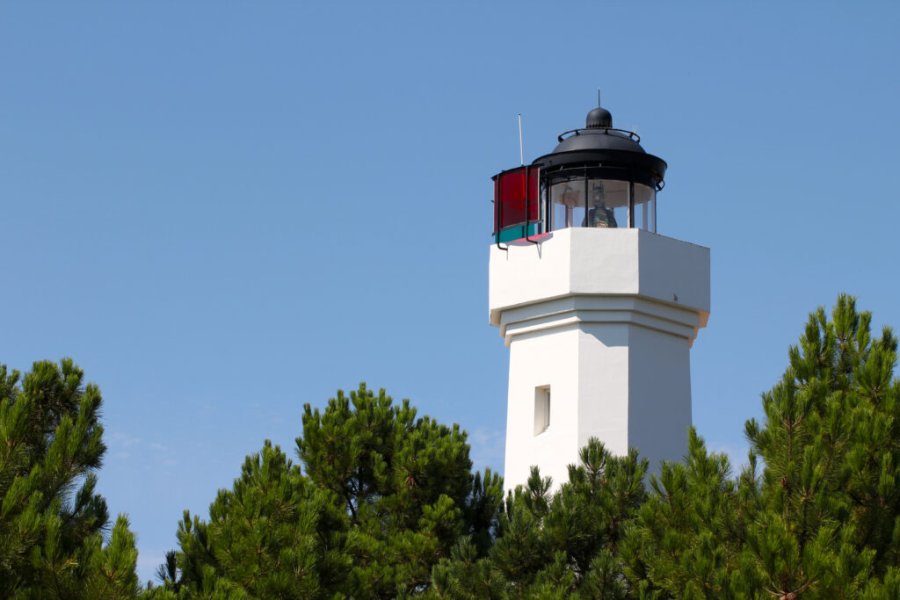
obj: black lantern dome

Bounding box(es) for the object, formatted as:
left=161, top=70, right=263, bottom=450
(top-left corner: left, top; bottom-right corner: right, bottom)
left=492, top=103, right=667, bottom=244
left=533, top=106, right=667, bottom=189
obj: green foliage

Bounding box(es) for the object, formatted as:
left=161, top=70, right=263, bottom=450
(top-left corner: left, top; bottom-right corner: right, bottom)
left=173, top=441, right=336, bottom=598
left=627, top=294, right=900, bottom=598
left=430, top=440, right=646, bottom=598
left=157, top=295, right=900, bottom=599
left=429, top=537, right=507, bottom=599
left=517, top=442, right=645, bottom=597
left=298, top=385, right=476, bottom=597
left=741, top=294, right=900, bottom=598
left=166, top=384, right=500, bottom=599
left=0, top=359, right=139, bottom=599
left=621, top=430, right=757, bottom=598
left=85, top=515, right=141, bottom=599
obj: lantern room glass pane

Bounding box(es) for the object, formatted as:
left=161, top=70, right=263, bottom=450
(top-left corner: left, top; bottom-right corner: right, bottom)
left=633, top=183, right=656, bottom=232
left=585, top=179, right=628, bottom=229
left=548, top=177, right=651, bottom=231
left=551, top=180, right=586, bottom=230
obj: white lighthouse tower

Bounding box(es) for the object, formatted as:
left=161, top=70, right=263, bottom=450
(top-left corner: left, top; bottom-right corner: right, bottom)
left=489, top=103, right=709, bottom=492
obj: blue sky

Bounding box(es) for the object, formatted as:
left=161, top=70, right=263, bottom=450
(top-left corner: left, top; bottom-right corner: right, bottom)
left=3, top=1, right=900, bottom=583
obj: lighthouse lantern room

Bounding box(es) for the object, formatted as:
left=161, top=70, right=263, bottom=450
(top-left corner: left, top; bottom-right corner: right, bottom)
left=489, top=102, right=710, bottom=493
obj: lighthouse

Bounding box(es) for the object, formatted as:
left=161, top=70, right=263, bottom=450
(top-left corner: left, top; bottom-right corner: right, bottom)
left=489, top=103, right=710, bottom=492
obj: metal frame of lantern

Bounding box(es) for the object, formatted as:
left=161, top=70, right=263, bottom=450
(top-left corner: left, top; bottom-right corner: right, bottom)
left=492, top=105, right=668, bottom=246
left=533, top=127, right=667, bottom=234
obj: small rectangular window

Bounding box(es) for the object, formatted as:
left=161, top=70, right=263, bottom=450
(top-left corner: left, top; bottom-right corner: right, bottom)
left=534, top=386, right=551, bottom=435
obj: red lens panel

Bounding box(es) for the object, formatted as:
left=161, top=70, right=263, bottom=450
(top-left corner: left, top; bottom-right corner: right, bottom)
left=493, top=166, right=539, bottom=233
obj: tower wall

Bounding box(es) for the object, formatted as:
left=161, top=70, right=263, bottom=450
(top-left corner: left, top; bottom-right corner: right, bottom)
left=626, top=325, right=693, bottom=472
left=504, top=326, right=583, bottom=491
left=490, top=228, right=709, bottom=493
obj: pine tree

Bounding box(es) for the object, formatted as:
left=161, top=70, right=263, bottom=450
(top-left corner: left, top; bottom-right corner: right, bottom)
left=174, top=441, right=336, bottom=598
left=298, top=384, right=494, bottom=597
left=621, top=430, right=758, bottom=598
left=740, top=295, right=900, bottom=598
left=84, top=515, right=141, bottom=599
left=156, top=295, right=900, bottom=598
left=627, top=295, right=900, bottom=598
left=436, top=440, right=647, bottom=598
left=0, top=359, right=139, bottom=599
left=166, top=384, right=501, bottom=599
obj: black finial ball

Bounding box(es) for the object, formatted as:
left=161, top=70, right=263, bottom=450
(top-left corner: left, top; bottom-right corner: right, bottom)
left=586, top=107, right=612, bottom=129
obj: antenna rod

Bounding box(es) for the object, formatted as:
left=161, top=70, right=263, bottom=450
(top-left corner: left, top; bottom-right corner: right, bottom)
left=517, top=113, right=524, bottom=166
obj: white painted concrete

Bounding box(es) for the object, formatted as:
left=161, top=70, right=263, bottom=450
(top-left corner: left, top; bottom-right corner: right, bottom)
left=489, top=228, right=710, bottom=493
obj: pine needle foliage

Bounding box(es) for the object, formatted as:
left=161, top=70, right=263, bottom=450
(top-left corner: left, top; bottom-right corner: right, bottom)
left=430, top=440, right=647, bottom=598
left=151, top=295, right=900, bottom=599
left=0, top=359, right=139, bottom=599
left=161, top=384, right=502, bottom=599
left=741, top=294, right=900, bottom=598
left=625, top=295, right=900, bottom=599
